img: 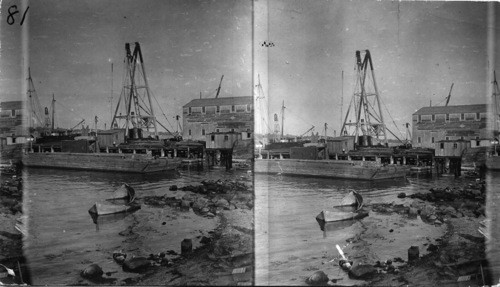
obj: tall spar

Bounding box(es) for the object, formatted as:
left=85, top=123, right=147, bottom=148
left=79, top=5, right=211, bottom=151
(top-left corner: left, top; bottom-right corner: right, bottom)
left=111, top=42, right=158, bottom=138
left=341, top=50, right=387, bottom=146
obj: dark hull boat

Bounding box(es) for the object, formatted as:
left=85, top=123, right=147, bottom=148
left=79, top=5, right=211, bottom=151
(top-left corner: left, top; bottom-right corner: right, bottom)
left=316, top=190, right=367, bottom=223
left=255, top=158, right=406, bottom=180
left=88, top=202, right=141, bottom=216
left=23, top=152, right=182, bottom=173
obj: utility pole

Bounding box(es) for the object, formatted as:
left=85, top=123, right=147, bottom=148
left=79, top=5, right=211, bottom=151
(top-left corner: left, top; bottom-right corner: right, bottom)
left=281, top=100, right=285, bottom=139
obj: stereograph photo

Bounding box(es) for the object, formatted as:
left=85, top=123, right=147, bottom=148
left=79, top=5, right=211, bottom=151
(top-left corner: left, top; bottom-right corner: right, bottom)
left=0, top=0, right=499, bottom=286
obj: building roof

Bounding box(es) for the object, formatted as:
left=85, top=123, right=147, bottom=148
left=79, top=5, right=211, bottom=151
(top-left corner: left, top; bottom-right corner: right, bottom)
left=183, top=96, right=252, bottom=108
left=413, top=104, right=487, bottom=115
left=0, top=101, right=24, bottom=110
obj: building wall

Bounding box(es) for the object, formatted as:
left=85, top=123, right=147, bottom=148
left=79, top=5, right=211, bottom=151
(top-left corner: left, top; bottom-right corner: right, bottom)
left=0, top=101, right=26, bottom=136
left=412, top=106, right=488, bottom=149
left=435, top=141, right=470, bottom=157
left=182, top=98, right=253, bottom=141
left=206, top=133, right=240, bottom=149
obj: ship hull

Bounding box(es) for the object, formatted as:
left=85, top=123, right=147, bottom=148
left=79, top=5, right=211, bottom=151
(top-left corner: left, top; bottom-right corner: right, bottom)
left=22, top=152, right=182, bottom=173
left=254, top=159, right=407, bottom=180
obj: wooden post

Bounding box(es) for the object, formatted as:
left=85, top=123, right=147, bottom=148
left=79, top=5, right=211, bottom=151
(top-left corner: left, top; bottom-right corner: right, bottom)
left=161, top=149, right=165, bottom=157
left=390, top=156, right=394, bottom=164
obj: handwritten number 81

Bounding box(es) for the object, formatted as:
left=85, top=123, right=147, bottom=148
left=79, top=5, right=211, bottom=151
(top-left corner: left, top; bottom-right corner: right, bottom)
left=7, top=5, right=29, bottom=26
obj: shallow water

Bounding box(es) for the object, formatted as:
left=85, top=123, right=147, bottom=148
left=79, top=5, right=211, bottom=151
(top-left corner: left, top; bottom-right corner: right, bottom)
left=255, top=173, right=476, bottom=285
left=22, top=167, right=251, bottom=285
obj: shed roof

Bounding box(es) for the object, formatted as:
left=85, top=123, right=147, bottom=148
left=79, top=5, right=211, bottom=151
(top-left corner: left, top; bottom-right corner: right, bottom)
left=413, top=104, right=487, bottom=115
left=183, top=96, right=252, bottom=108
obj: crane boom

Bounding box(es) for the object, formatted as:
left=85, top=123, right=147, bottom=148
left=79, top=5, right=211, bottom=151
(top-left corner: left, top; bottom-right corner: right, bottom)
left=71, top=119, right=85, bottom=131
left=215, top=75, right=224, bottom=98
left=445, top=83, right=454, bottom=106
left=300, top=125, right=315, bottom=137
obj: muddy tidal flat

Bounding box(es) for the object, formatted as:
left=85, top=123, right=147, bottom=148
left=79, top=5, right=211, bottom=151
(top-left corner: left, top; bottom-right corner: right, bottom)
left=255, top=173, right=490, bottom=286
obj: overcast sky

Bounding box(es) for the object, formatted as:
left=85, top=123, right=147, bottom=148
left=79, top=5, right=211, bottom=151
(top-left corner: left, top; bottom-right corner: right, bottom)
left=1, top=1, right=499, bottom=138
left=1, top=0, right=252, bottom=131
left=256, top=0, right=500, bottom=139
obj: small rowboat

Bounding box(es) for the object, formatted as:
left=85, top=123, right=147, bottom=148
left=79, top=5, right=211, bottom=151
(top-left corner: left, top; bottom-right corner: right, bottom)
left=335, top=190, right=363, bottom=211
left=316, top=210, right=369, bottom=222
left=88, top=202, right=140, bottom=216
left=107, top=183, right=136, bottom=203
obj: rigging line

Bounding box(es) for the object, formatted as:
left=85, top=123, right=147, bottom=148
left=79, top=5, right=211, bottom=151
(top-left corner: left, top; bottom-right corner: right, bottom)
left=149, top=89, right=175, bottom=131
left=54, top=101, right=87, bottom=121
left=285, top=107, right=315, bottom=127
left=379, top=96, right=405, bottom=140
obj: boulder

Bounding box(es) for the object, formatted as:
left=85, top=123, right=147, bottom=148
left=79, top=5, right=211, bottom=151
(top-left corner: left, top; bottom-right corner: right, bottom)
left=420, top=205, right=436, bottom=219
left=408, top=246, right=419, bottom=262
left=305, top=270, right=329, bottom=285
left=81, top=264, right=103, bottom=280
left=397, top=192, right=406, bottom=198
left=215, top=198, right=230, bottom=209
left=349, top=264, right=376, bottom=279
left=169, top=185, right=178, bottom=191
left=193, top=197, right=209, bottom=211
left=408, top=207, right=418, bottom=218
left=122, top=256, right=151, bottom=272
left=180, top=200, right=191, bottom=209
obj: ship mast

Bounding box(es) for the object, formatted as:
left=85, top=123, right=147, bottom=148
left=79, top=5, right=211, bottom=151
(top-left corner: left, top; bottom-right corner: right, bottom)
left=281, top=100, right=285, bottom=139
left=111, top=42, right=158, bottom=138
left=340, top=50, right=387, bottom=146
left=26, top=68, right=44, bottom=130
left=493, top=71, right=500, bottom=133
left=51, top=94, right=55, bottom=132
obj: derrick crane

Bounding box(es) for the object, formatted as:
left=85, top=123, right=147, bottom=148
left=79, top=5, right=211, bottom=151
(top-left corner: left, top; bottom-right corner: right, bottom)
left=26, top=68, right=44, bottom=129
left=300, top=125, right=315, bottom=137
left=445, top=83, right=454, bottom=106
left=111, top=42, right=158, bottom=138
left=340, top=50, right=387, bottom=145
left=70, top=119, right=85, bottom=131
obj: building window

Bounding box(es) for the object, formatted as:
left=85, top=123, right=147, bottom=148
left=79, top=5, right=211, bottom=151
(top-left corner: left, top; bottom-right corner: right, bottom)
left=446, top=114, right=449, bottom=121
left=202, top=106, right=206, bottom=113
left=224, top=135, right=229, bottom=141
left=418, top=115, right=421, bottom=122
left=246, top=104, right=251, bottom=112
left=188, top=130, right=191, bottom=136
left=216, top=129, right=220, bottom=132
left=216, top=106, right=220, bottom=113
left=460, top=136, right=464, bottom=140
left=476, top=140, right=481, bottom=146
left=431, top=114, right=435, bottom=121
left=440, top=143, right=444, bottom=149
left=211, top=135, right=215, bottom=141
left=417, top=137, right=421, bottom=143
left=188, top=107, right=192, bottom=114
left=231, top=105, right=235, bottom=112
left=460, top=113, right=465, bottom=121
left=11, top=110, right=16, bottom=117
left=431, top=137, right=435, bottom=143
left=476, top=113, right=480, bottom=120
left=247, top=132, right=251, bottom=138
left=453, top=143, right=458, bottom=149
left=183, top=107, right=189, bottom=115
left=202, top=129, right=205, bottom=135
